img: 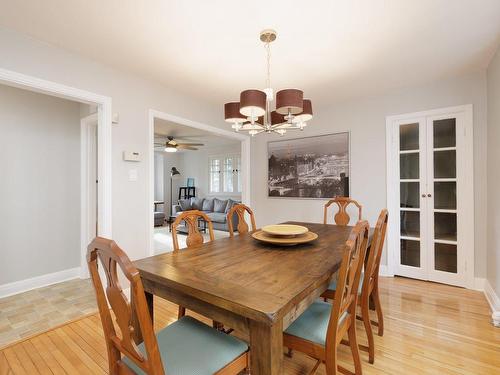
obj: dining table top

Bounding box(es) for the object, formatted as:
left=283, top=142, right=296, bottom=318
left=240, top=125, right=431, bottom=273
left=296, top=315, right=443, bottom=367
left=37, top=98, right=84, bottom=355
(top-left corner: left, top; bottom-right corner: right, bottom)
left=134, top=221, right=367, bottom=326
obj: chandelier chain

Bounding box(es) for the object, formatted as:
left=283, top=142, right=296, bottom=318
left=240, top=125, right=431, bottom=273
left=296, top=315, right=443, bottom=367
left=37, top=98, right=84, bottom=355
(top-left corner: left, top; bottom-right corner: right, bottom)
left=265, top=41, right=271, bottom=89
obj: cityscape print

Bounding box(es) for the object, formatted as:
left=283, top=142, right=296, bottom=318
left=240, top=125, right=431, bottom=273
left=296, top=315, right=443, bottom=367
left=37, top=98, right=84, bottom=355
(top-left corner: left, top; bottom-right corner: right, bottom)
left=268, top=132, right=350, bottom=198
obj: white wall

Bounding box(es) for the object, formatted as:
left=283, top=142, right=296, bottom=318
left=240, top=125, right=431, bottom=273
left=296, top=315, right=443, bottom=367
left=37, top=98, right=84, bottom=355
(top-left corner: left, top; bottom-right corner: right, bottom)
left=0, top=28, right=224, bottom=262
left=0, top=84, right=81, bottom=284
left=487, top=47, right=500, bottom=296
left=250, top=72, right=488, bottom=276
left=177, top=145, right=241, bottom=200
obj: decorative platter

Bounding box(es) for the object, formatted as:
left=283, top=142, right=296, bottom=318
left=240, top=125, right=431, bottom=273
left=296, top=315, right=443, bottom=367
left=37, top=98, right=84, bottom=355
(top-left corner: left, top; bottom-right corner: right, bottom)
left=252, top=230, right=318, bottom=246
left=261, top=224, right=309, bottom=237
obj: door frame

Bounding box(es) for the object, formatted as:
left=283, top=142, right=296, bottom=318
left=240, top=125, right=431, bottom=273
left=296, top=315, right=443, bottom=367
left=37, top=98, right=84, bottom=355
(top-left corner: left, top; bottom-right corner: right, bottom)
left=0, top=67, right=113, bottom=279
left=147, top=109, right=251, bottom=256
left=80, top=113, right=98, bottom=278
left=385, top=104, right=474, bottom=289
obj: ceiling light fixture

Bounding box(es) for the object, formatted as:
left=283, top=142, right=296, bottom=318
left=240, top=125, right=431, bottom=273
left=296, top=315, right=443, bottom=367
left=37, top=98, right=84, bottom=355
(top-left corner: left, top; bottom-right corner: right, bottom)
left=165, top=144, right=177, bottom=152
left=224, top=29, right=313, bottom=137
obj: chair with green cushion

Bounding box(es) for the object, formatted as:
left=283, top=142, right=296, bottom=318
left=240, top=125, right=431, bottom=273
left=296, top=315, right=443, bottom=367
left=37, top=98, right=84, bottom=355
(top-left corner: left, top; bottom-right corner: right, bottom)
left=284, top=220, right=370, bottom=375
left=87, top=237, right=250, bottom=375
left=321, top=209, right=388, bottom=364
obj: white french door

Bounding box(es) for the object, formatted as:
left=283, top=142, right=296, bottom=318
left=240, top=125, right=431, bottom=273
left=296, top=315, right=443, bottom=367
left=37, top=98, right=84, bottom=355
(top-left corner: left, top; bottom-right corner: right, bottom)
left=387, top=105, right=474, bottom=288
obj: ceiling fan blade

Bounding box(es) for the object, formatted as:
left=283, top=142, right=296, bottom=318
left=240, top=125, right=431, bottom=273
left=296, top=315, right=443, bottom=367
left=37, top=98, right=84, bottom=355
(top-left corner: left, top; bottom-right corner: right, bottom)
left=177, top=145, right=198, bottom=150
left=176, top=143, right=204, bottom=146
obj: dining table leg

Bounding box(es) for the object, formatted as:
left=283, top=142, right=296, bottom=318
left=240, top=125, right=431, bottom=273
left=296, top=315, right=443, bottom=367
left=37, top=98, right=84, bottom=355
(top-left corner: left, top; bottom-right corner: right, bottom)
left=131, top=290, right=154, bottom=344
left=249, top=320, right=284, bottom=375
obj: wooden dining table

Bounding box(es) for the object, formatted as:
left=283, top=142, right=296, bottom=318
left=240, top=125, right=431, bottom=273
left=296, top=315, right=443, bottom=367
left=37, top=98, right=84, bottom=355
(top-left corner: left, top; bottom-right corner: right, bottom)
left=133, top=221, right=366, bottom=375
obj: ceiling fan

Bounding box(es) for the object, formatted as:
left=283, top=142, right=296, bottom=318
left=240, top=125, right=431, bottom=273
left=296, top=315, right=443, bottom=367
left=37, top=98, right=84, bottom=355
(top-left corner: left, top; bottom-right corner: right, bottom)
left=154, top=136, right=204, bottom=153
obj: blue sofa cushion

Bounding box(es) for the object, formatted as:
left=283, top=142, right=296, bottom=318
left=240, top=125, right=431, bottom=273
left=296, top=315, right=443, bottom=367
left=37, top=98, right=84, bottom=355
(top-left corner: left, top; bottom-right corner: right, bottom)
left=122, top=316, right=248, bottom=375
left=207, top=212, right=227, bottom=223
left=190, top=197, right=205, bottom=210
left=202, top=198, right=214, bottom=211
left=213, top=198, right=228, bottom=213
left=178, top=199, right=192, bottom=211
left=224, top=199, right=240, bottom=213
left=284, top=301, right=348, bottom=346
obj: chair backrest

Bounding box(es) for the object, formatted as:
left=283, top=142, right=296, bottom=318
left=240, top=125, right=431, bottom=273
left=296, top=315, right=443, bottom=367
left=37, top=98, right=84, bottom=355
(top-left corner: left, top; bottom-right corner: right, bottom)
left=323, top=197, right=362, bottom=226
left=226, top=203, right=257, bottom=237
left=325, top=220, right=369, bottom=351
left=87, top=237, right=165, bottom=375
left=360, top=209, right=388, bottom=299
left=171, top=210, right=215, bottom=251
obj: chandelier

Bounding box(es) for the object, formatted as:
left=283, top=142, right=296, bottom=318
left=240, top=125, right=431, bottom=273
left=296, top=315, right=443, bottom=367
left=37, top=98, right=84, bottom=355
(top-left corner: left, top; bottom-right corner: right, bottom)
left=224, top=29, right=313, bottom=137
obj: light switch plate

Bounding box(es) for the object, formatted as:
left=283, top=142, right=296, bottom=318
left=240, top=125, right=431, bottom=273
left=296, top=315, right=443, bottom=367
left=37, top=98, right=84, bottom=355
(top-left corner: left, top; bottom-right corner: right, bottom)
left=128, top=169, right=138, bottom=181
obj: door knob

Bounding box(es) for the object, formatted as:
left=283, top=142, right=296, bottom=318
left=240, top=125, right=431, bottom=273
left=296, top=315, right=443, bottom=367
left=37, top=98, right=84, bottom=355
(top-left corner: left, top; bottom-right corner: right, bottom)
left=421, top=194, right=426, bottom=198
left=427, top=194, right=432, bottom=197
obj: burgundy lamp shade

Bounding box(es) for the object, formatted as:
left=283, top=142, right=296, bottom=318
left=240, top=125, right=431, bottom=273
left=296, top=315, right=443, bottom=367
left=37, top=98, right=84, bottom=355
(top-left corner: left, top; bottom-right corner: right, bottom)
left=271, top=111, right=286, bottom=125
left=276, top=89, right=303, bottom=115
left=224, top=102, right=246, bottom=123
left=239, top=89, right=266, bottom=118
left=293, top=99, right=313, bottom=123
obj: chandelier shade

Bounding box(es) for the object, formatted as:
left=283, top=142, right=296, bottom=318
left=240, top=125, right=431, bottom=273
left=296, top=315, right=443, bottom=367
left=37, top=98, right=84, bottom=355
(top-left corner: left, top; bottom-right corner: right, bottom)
left=239, top=89, right=266, bottom=118
left=224, top=30, right=313, bottom=137
left=224, top=102, right=246, bottom=123
left=271, top=111, right=286, bottom=125
left=293, top=99, right=313, bottom=123
left=276, top=89, right=304, bottom=115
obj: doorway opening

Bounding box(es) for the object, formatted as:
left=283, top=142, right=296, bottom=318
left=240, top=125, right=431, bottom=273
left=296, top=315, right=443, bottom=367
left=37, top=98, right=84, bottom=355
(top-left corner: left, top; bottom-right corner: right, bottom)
left=0, top=68, right=112, bottom=346
left=148, top=110, right=250, bottom=255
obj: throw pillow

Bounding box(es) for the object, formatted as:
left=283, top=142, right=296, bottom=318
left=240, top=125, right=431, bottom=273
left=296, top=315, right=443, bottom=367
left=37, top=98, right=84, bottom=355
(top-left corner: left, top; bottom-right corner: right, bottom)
left=225, top=198, right=237, bottom=213
left=213, top=198, right=228, bottom=213
left=190, top=197, right=205, bottom=210
left=179, top=199, right=192, bottom=211
left=202, top=198, right=214, bottom=211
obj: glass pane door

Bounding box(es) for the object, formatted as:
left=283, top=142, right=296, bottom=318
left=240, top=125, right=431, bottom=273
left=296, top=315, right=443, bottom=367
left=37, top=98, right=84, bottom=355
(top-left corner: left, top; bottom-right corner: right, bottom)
left=428, top=117, right=458, bottom=277
left=398, top=121, right=426, bottom=276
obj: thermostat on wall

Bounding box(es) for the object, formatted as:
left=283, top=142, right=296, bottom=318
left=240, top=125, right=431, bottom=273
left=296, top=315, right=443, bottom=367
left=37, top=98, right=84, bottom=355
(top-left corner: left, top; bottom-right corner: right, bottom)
left=123, top=151, right=141, bottom=162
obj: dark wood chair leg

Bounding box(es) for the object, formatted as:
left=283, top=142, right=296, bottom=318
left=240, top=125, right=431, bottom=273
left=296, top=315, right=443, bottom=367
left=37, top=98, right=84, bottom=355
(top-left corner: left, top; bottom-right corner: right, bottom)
left=372, top=287, right=384, bottom=336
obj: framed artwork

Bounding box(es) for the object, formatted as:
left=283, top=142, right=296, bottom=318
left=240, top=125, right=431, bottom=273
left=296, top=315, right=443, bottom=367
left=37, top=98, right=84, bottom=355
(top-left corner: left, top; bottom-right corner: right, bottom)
left=267, top=132, right=350, bottom=199
left=186, top=177, right=195, bottom=187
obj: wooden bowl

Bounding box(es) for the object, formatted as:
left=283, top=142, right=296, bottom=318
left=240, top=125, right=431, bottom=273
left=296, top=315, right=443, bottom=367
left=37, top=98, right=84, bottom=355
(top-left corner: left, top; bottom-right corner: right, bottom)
left=261, top=224, right=309, bottom=237
left=252, top=230, right=318, bottom=246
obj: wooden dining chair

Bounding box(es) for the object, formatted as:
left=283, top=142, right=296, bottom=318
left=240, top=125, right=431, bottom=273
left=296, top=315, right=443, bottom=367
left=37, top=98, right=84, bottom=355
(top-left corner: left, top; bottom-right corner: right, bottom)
left=322, top=209, right=388, bottom=364
left=284, top=220, right=370, bottom=375
left=226, top=203, right=256, bottom=237
left=171, top=210, right=215, bottom=252
left=324, top=197, right=363, bottom=226
left=171, top=210, right=216, bottom=320
left=87, top=237, right=249, bottom=375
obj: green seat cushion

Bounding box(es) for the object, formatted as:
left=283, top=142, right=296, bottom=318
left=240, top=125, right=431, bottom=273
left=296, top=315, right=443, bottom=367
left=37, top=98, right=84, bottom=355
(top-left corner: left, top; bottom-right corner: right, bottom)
left=328, top=272, right=364, bottom=295
left=284, top=301, right=348, bottom=346
left=122, top=316, right=248, bottom=375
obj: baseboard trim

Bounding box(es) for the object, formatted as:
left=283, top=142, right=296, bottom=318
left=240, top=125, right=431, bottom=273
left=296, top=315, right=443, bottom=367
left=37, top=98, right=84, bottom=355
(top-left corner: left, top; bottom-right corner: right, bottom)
left=0, top=267, right=82, bottom=299
left=484, top=280, right=500, bottom=327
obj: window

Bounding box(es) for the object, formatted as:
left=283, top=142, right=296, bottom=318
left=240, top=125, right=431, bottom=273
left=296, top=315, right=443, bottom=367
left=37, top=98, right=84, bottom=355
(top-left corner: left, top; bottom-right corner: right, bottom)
left=209, top=154, right=241, bottom=194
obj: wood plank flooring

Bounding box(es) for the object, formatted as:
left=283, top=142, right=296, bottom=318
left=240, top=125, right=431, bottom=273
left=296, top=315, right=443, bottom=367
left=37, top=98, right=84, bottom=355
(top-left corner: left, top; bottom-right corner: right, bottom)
left=1, top=277, right=499, bottom=374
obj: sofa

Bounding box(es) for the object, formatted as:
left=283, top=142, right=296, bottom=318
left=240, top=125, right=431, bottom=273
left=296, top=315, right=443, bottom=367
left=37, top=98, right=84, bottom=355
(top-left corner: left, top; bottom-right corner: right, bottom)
left=172, top=197, right=240, bottom=232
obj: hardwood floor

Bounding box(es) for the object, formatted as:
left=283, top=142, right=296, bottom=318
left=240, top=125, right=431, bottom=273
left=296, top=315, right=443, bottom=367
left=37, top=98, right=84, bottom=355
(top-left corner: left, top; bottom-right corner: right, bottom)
left=1, top=277, right=499, bottom=374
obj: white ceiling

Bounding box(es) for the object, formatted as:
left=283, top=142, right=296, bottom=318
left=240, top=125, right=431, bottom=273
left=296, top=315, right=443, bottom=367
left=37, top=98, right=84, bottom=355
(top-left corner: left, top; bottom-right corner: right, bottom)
left=0, top=0, right=499, bottom=108
left=154, top=118, right=239, bottom=151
